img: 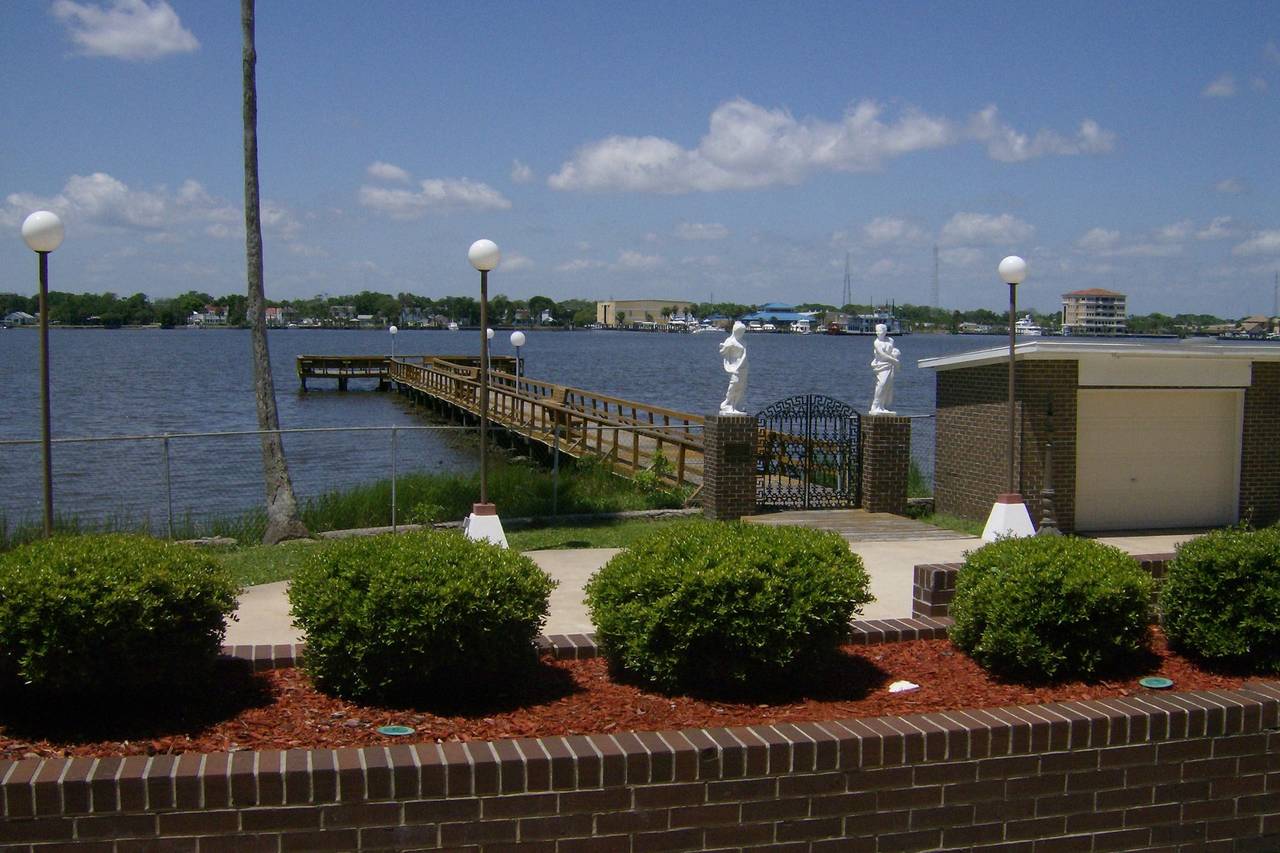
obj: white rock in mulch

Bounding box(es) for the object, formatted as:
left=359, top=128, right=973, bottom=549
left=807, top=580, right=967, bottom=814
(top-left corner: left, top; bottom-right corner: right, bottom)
left=888, top=680, right=920, bottom=693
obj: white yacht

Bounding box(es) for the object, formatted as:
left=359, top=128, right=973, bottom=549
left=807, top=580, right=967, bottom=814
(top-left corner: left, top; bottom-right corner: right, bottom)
left=1014, top=315, right=1044, bottom=336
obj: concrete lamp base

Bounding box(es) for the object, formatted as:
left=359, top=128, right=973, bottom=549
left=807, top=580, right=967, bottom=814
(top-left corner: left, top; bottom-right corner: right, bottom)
left=464, top=503, right=508, bottom=548
left=982, top=493, right=1036, bottom=542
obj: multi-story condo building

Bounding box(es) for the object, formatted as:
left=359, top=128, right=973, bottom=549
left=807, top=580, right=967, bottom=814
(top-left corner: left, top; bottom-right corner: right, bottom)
left=1062, top=288, right=1126, bottom=335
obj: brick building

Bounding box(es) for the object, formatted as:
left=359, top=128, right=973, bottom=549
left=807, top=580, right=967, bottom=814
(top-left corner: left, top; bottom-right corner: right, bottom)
left=1061, top=288, right=1127, bottom=335
left=921, top=340, right=1280, bottom=533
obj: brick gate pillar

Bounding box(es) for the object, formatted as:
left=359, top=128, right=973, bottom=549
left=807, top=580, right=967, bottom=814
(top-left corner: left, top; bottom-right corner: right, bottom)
left=860, top=415, right=911, bottom=515
left=702, top=414, right=757, bottom=521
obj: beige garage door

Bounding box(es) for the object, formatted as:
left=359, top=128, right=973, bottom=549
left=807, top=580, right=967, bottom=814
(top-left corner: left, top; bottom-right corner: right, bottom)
left=1075, top=389, right=1241, bottom=531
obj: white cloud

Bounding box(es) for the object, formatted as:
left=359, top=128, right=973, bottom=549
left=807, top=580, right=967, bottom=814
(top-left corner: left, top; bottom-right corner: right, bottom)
left=681, top=255, right=722, bottom=268
left=1267, top=40, right=1280, bottom=64
left=555, top=258, right=606, bottom=273
left=1156, top=220, right=1193, bottom=241
left=367, top=161, right=411, bottom=183
left=616, top=250, right=664, bottom=270
left=1075, top=229, right=1117, bottom=252
left=940, top=212, right=1034, bottom=247
left=866, top=258, right=902, bottom=276
left=1252, top=77, right=1270, bottom=93
left=549, top=98, right=1115, bottom=193
left=939, top=247, right=983, bottom=267
left=358, top=178, right=511, bottom=218
left=1197, top=217, right=1237, bottom=240
left=510, top=160, right=534, bottom=184
left=966, top=106, right=1115, bottom=162
left=549, top=97, right=961, bottom=193
left=502, top=253, right=534, bottom=271
left=1215, top=177, right=1247, bottom=194
left=1233, top=230, right=1280, bottom=256
left=863, top=216, right=924, bottom=246
left=1076, top=227, right=1183, bottom=257
left=1, top=173, right=303, bottom=246
left=676, top=222, right=729, bottom=240
left=1202, top=73, right=1236, bottom=98
left=52, top=0, right=198, bottom=61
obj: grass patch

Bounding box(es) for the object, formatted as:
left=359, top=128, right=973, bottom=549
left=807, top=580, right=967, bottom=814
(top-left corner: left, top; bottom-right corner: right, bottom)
left=1, top=456, right=687, bottom=552
left=916, top=513, right=984, bottom=537
left=507, top=516, right=699, bottom=552
left=212, top=539, right=325, bottom=588
left=208, top=517, right=704, bottom=589
left=907, top=460, right=931, bottom=499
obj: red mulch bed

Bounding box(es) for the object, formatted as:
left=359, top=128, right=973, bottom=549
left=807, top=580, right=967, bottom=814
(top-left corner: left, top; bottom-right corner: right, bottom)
left=0, top=631, right=1267, bottom=761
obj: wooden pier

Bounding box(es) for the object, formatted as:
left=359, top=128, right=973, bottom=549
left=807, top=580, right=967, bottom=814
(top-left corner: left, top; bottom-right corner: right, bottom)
left=297, top=355, right=706, bottom=489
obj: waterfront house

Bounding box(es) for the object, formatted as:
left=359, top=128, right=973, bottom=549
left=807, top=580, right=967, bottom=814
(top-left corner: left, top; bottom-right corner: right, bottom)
left=3, top=311, right=36, bottom=326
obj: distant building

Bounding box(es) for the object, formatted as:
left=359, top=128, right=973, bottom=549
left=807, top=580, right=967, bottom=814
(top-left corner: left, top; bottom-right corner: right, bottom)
left=740, top=302, right=819, bottom=331
left=4, top=311, right=36, bottom=326
left=596, top=299, right=694, bottom=327
left=1061, top=288, right=1126, bottom=336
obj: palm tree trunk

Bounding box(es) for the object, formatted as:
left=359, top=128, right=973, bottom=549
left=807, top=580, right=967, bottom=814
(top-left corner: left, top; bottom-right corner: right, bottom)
left=242, top=0, right=308, bottom=545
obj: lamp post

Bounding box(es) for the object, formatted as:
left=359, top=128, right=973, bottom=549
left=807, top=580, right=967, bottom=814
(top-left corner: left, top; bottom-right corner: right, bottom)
left=982, top=255, right=1036, bottom=541
left=21, top=211, right=64, bottom=538
left=510, top=330, right=526, bottom=378
left=465, top=239, right=507, bottom=546
left=389, top=324, right=398, bottom=359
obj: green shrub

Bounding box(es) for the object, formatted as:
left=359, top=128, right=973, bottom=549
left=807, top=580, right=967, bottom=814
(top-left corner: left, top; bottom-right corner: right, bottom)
left=1159, top=526, right=1280, bottom=671
left=950, top=536, right=1152, bottom=682
left=0, top=534, right=239, bottom=696
left=289, top=530, right=556, bottom=702
left=583, top=520, right=873, bottom=692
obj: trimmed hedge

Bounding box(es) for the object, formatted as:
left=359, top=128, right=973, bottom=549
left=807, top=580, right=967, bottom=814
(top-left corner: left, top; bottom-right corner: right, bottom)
left=950, top=536, right=1152, bottom=682
left=0, top=534, right=238, bottom=696
left=584, top=520, right=873, bottom=692
left=1160, top=526, right=1280, bottom=671
left=289, top=530, right=555, bottom=703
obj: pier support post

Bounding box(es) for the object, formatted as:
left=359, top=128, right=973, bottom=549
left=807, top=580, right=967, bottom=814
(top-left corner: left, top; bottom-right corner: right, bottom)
left=702, top=413, right=757, bottom=521
left=861, top=415, right=910, bottom=515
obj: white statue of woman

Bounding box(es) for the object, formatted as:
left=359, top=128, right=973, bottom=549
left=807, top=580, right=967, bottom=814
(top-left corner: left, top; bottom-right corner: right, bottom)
left=869, top=323, right=901, bottom=415
left=718, top=321, right=748, bottom=415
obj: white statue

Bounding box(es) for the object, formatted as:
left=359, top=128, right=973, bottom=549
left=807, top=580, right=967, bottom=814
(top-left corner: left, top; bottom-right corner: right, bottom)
left=869, top=323, right=901, bottom=415
left=718, top=321, right=748, bottom=415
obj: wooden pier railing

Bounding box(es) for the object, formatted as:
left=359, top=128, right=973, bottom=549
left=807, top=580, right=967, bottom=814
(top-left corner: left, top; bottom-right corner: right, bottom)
left=389, top=356, right=705, bottom=489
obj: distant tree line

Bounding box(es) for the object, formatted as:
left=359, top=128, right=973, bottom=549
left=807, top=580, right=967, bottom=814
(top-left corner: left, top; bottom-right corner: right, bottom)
left=0, top=289, right=1235, bottom=335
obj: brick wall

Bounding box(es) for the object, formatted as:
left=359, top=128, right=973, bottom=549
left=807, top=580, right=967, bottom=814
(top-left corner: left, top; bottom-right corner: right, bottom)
left=860, top=416, right=910, bottom=515
left=935, top=361, right=1078, bottom=533
left=1240, top=361, right=1280, bottom=527
left=5, top=641, right=1280, bottom=852
left=701, top=414, right=757, bottom=521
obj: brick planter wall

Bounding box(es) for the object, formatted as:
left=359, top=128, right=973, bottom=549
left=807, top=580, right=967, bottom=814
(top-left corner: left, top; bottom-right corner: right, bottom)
left=935, top=360, right=1078, bottom=533
left=5, top=634, right=1280, bottom=852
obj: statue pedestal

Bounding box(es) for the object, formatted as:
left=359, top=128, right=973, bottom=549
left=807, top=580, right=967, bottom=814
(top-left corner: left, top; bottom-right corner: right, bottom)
left=982, top=493, right=1035, bottom=541
left=464, top=502, right=508, bottom=548
left=703, top=414, right=757, bottom=521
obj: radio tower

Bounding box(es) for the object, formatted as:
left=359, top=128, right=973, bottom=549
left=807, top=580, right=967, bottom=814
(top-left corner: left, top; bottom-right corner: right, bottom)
left=932, top=245, right=940, bottom=308
left=842, top=252, right=852, bottom=308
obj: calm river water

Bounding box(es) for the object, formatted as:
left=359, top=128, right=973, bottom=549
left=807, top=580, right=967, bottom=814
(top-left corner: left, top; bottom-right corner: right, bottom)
left=0, top=327, right=1004, bottom=529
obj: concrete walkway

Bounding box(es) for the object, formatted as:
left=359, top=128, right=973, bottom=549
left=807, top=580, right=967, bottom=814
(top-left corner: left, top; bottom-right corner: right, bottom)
left=223, top=531, right=1197, bottom=647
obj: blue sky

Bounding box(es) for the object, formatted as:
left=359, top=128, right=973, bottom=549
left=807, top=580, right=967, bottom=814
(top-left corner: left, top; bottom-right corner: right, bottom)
left=2, top=1, right=1278, bottom=316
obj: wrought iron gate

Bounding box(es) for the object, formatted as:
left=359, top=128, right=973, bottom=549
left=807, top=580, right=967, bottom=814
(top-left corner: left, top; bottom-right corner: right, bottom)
left=756, top=395, right=861, bottom=509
